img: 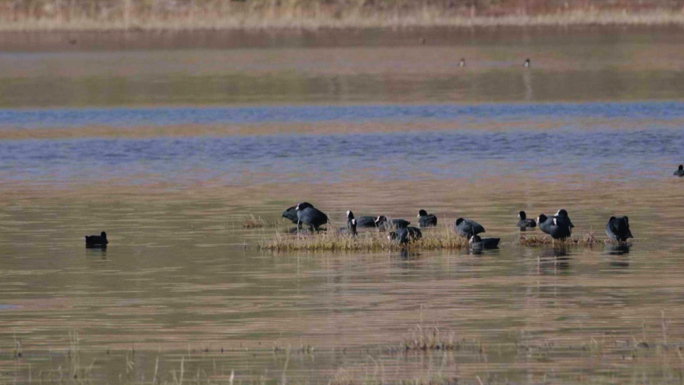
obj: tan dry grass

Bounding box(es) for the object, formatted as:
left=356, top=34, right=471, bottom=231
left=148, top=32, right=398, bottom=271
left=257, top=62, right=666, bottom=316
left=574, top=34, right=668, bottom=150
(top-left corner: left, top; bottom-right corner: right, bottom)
left=242, top=214, right=265, bottom=229
left=2, top=0, right=684, bottom=32
left=260, top=226, right=469, bottom=252
left=517, top=231, right=604, bottom=247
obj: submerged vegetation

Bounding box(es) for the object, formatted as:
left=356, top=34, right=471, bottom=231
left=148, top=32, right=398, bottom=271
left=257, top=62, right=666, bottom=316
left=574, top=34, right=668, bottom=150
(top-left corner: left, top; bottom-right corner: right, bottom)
left=2, top=0, right=684, bottom=31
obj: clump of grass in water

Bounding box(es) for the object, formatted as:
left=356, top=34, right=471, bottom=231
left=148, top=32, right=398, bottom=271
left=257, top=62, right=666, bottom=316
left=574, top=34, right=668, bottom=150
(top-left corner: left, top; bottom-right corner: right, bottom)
left=242, top=215, right=265, bottom=229
left=403, top=326, right=458, bottom=351
left=401, top=325, right=485, bottom=355
left=517, top=232, right=604, bottom=247
left=260, top=227, right=468, bottom=251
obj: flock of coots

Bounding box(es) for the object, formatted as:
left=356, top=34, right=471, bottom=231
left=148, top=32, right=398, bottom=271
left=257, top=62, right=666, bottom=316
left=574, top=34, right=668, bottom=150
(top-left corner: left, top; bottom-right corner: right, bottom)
left=281, top=202, right=636, bottom=251
left=85, top=165, right=682, bottom=248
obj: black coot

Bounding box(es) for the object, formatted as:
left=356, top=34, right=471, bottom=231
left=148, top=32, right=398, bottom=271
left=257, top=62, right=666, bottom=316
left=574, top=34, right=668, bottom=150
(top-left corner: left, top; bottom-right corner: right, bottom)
left=388, top=226, right=422, bottom=245
left=295, top=202, right=328, bottom=231
left=417, top=209, right=437, bottom=227
left=469, top=235, right=500, bottom=250
left=537, top=214, right=571, bottom=240
left=517, top=211, right=536, bottom=229
left=85, top=231, right=108, bottom=247
left=282, top=206, right=299, bottom=223
left=348, top=218, right=357, bottom=237
left=675, top=165, right=684, bottom=176
left=455, top=218, right=485, bottom=237
left=606, top=216, right=633, bottom=242
left=553, top=209, right=575, bottom=230
left=347, top=210, right=378, bottom=228
left=391, top=219, right=411, bottom=229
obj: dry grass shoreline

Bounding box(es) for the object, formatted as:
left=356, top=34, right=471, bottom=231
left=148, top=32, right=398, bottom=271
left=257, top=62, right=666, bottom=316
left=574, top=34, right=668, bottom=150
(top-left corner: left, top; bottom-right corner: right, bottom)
left=2, top=0, right=684, bottom=32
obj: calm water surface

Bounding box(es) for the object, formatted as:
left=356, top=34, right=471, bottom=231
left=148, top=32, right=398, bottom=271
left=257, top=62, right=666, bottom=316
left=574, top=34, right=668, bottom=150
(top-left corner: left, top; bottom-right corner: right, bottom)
left=1, top=28, right=684, bottom=384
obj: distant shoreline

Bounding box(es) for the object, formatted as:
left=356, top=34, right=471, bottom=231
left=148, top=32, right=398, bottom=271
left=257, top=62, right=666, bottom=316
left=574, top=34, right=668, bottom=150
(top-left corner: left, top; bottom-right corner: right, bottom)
left=1, top=7, right=684, bottom=32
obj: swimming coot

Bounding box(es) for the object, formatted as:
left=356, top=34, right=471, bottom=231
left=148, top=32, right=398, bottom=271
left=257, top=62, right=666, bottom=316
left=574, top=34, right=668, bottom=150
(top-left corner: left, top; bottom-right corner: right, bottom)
left=537, top=214, right=571, bottom=240
left=417, top=209, right=437, bottom=227
left=454, top=218, right=485, bottom=238
left=606, top=216, right=633, bottom=242
left=517, top=211, right=536, bottom=229
left=388, top=226, right=422, bottom=245
left=469, top=235, right=500, bottom=251
left=85, top=231, right=108, bottom=247
left=675, top=165, right=684, bottom=176
left=295, top=202, right=328, bottom=231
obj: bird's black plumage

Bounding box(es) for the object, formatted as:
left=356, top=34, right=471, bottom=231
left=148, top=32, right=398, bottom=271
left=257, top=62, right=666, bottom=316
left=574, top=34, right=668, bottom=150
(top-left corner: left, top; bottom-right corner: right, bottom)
left=417, top=209, right=437, bottom=227
left=347, top=210, right=379, bottom=228
left=282, top=206, right=299, bottom=223
left=675, top=165, right=684, bottom=176
left=388, top=226, right=422, bottom=245
left=455, top=218, right=485, bottom=237
left=391, top=219, right=411, bottom=229
left=517, top=211, right=536, bottom=229
left=85, top=231, right=108, bottom=247
left=537, top=214, right=571, bottom=240
left=469, top=235, right=500, bottom=250
left=606, top=216, right=633, bottom=242
left=553, top=209, right=575, bottom=230
left=295, top=202, right=328, bottom=231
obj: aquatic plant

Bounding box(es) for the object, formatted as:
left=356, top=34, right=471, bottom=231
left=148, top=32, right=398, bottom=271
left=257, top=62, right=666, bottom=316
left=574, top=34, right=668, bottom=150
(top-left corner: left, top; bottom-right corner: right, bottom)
left=517, top=232, right=604, bottom=247
left=242, top=215, right=265, bottom=229
left=402, top=326, right=458, bottom=351
left=260, top=226, right=469, bottom=252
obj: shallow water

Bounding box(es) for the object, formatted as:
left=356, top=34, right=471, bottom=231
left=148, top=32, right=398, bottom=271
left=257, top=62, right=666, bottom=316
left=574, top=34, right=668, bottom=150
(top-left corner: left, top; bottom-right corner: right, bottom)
left=1, top=27, right=684, bottom=384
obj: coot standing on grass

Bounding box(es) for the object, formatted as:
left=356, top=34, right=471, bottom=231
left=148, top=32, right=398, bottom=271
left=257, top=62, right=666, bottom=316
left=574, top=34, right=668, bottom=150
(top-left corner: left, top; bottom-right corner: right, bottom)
left=85, top=231, right=108, bottom=247
left=537, top=214, right=571, bottom=240
left=347, top=210, right=378, bottom=228
left=295, top=202, right=328, bottom=232
left=517, top=211, right=536, bottom=229
left=417, top=209, right=437, bottom=227
left=606, top=216, right=633, bottom=242
left=455, top=218, right=485, bottom=238
left=348, top=219, right=357, bottom=237
left=388, top=226, right=422, bottom=245
left=675, top=165, right=684, bottom=176
left=553, top=209, right=575, bottom=230
left=282, top=206, right=299, bottom=223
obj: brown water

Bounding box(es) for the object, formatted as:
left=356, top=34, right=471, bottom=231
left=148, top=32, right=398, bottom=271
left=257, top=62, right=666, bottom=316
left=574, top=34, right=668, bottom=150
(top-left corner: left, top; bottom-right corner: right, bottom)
left=2, top=27, right=684, bottom=384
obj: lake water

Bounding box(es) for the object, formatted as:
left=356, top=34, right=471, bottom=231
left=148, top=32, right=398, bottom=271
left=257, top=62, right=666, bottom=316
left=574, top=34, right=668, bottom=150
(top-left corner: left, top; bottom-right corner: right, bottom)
left=1, top=27, right=684, bottom=384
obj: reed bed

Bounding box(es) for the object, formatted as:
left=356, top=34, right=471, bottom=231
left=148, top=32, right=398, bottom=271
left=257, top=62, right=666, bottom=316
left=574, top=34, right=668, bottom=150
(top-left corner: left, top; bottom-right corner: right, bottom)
left=2, top=0, right=684, bottom=31
left=260, top=227, right=469, bottom=252
left=517, top=232, right=604, bottom=247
